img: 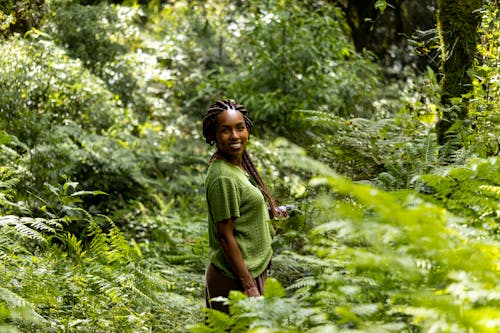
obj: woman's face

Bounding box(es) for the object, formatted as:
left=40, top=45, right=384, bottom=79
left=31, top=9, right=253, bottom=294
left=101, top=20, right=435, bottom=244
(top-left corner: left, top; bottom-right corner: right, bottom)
left=215, top=109, right=249, bottom=162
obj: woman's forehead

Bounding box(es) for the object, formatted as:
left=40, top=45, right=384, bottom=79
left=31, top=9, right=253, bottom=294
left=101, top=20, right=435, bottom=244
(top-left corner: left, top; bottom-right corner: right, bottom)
left=216, top=109, right=245, bottom=125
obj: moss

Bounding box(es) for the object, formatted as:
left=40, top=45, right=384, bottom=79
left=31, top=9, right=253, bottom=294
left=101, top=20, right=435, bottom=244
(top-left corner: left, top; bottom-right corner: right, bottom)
left=436, top=0, right=482, bottom=145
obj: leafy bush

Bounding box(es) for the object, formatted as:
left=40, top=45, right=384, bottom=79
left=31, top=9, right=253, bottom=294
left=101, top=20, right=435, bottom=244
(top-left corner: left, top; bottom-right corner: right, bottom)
left=0, top=135, right=27, bottom=215
left=44, top=1, right=144, bottom=109
left=0, top=36, right=120, bottom=143
left=191, top=0, right=381, bottom=134
left=145, top=0, right=382, bottom=136
left=304, top=172, right=500, bottom=332
left=195, top=278, right=325, bottom=333
left=0, top=35, right=128, bottom=206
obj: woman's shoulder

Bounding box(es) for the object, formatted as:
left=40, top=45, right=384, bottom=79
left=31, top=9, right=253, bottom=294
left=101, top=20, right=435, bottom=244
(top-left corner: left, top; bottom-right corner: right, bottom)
left=208, top=159, right=238, bottom=173
left=207, top=159, right=227, bottom=173
left=206, top=160, right=245, bottom=183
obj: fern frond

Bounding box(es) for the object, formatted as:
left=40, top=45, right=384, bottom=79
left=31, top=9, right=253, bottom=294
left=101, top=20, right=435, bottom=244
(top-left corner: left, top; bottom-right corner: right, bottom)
left=0, top=287, right=47, bottom=325
left=13, top=223, right=45, bottom=242
left=0, top=227, right=30, bottom=261
left=376, top=172, right=399, bottom=190
left=0, top=215, right=63, bottom=243
left=87, top=222, right=109, bottom=257
left=22, top=217, right=62, bottom=233
left=288, top=276, right=319, bottom=292
left=125, top=283, right=157, bottom=306
left=0, top=215, right=18, bottom=226
left=424, top=131, right=439, bottom=165
left=86, top=272, right=124, bottom=304
left=479, top=185, right=500, bottom=198
left=0, top=178, right=18, bottom=192
left=110, top=269, right=158, bottom=304
left=133, top=267, right=174, bottom=292
left=58, top=232, right=85, bottom=257
left=108, top=225, right=131, bottom=262
left=0, top=287, right=32, bottom=310
left=0, top=216, right=47, bottom=243
left=164, top=254, right=192, bottom=264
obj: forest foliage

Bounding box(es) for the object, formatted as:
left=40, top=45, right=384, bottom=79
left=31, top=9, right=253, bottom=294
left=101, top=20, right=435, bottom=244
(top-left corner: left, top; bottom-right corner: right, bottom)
left=0, top=0, right=499, bottom=332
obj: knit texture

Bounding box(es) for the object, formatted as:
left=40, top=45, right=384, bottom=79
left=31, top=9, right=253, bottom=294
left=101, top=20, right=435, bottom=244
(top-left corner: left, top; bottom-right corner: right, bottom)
left=205, top=159, right=273, bottom=279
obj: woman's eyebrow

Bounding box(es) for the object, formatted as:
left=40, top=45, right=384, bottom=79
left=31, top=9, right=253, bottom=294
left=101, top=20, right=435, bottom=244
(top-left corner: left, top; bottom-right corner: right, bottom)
left=219, top=122, right=245, bottom=127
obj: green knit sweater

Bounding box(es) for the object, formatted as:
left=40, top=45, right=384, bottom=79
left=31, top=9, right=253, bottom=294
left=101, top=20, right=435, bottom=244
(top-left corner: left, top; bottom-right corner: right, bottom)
left=205, top=159, right=274, bottom=279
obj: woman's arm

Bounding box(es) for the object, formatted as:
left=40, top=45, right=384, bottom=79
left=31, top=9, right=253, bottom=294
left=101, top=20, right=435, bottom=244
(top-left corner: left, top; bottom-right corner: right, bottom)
left=216, top=218, right=260, bottom=297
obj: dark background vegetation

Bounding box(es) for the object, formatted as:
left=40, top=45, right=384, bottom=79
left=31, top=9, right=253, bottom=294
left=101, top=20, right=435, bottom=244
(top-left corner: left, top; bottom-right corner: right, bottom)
left=1, top=0, right=499, bottom=332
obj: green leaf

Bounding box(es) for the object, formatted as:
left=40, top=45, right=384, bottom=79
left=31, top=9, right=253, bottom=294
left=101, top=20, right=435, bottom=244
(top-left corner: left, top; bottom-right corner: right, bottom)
left=204, top=308, right=233, bottom=331
left=263, top=278, right=285, bottom=299
left=0, top=131, right=11, bottom=145
left=71, top=190, right=108, bottom=197
left=375, top=0, right=387, bottom=12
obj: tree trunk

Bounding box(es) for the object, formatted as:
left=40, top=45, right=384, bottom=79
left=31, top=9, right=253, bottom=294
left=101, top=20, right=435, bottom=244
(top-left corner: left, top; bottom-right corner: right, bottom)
left=435, top=0, right=482, bottom=150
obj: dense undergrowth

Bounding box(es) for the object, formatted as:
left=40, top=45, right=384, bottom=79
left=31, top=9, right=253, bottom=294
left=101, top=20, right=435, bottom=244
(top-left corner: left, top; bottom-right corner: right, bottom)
left=1, top=0, right=499, bottom=332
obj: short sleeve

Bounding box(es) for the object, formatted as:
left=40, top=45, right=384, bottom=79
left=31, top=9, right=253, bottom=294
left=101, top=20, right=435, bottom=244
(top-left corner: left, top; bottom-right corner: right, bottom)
left=207, top=176, right=241, bottom=223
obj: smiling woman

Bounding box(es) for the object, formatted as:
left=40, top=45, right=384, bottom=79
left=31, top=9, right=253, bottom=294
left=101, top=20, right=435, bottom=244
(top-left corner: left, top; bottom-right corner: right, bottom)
left=201, top=98, right=286, bottom=313
left=214, top=107, right=249, bottom=167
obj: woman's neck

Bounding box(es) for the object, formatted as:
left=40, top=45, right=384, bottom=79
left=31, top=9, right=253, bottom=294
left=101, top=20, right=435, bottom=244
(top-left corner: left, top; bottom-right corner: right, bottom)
left=214, top=150, right=244, bottom=170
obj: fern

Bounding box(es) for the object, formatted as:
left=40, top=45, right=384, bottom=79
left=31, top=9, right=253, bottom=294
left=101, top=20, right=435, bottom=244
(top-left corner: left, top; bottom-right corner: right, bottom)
left=299, top=109, right=442, bottom=190
left=87, top=221, right=110, bottom=258
left=287, top=276, right=318, bottom=299
left=0, top=173, right=17, bottom=211
left=416, top=157, right=500, bottom=233
left=304, top=170, right=500, bottom=331
left=0, top=215, right=63, bottom=243
left=192, top=279, right=326, bottom=333
left=264, top=278, right=286, bottom=299
left=25, top=217, right=62, bottom=233
left=108, top=223, right=132, bottom=262
left=201, top=165, right=500, bottom=332
left=204, top=308, right=234, bottom=332
left=12, top=223, right=45, bottom=243
left=479, top=184, right=500, bottom=198
left=133, top=266, right=174, bottom=293
left=0, top=287, right=47, bottom=328
left=57, top=232, right=85, bottom=257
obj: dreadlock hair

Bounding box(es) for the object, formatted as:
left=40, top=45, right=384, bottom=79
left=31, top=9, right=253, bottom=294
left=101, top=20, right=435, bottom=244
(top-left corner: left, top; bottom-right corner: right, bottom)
left=202, top=98, right=279, bottom=218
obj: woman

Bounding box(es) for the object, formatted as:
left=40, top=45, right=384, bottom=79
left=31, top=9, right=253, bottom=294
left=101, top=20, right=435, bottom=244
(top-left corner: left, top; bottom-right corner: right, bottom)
left=202, top=98, right=284, bottom=313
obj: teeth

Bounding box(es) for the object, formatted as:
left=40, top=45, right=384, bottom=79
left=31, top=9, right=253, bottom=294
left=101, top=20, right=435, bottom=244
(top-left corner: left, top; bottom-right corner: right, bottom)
left=230, top=143, right=241, bottom=149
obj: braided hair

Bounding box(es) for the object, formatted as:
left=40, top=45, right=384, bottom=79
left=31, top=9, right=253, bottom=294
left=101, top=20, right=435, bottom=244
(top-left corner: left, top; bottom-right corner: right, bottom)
left=202, top=99, right=279, bottom=218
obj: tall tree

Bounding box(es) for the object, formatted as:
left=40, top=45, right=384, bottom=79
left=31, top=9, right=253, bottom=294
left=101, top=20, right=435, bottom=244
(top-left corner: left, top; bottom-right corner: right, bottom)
left=435, top=0, right=482, bottom=150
